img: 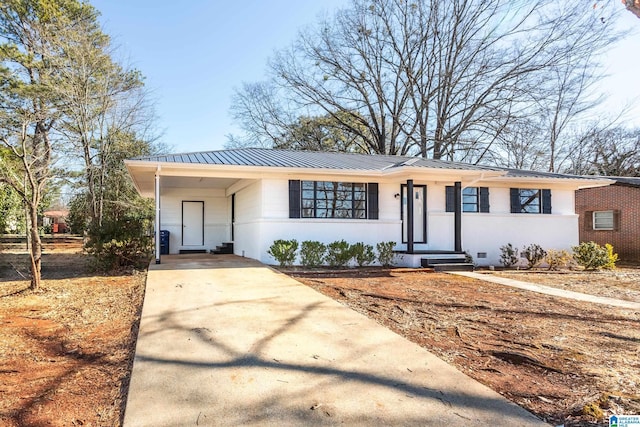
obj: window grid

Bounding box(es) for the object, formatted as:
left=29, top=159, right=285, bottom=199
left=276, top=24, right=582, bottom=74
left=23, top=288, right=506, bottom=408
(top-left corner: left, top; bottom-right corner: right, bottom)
left=301, top=181, right=367, bottom=219
left=593, top=211, right=614, bottom=230
left=519, top=189, right=541, bottom=213
left=462, top=187, right=479, bottom=212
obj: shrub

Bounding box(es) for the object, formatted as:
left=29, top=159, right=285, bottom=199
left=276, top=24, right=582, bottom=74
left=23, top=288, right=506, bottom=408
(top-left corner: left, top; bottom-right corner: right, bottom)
left=376, top=241, right=396, bottom=268
left=603, top=243, right=618, bottom=270
left=300, top=240, right=326, bottom=267
left=545, top=249, right=571, bottom=271
left=86, top=237, right=153, bottom=271
left=325, top=240, right=354, bottom=268
left=267, top=239, right=298, bottom=267
left=521, top=244, right=546, bottom=269
left=85, top=212, right=154, bottom=271
left=499, top=243, right=519, bottom=268
left=572, top=241, right=615, bottom=271
left=351, top=242, right=376, bottom=267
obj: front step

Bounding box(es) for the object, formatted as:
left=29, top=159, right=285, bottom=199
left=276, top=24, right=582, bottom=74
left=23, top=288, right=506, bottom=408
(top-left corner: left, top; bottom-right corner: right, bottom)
left=433, top=263, right=475, bottom=272
left=210, top=242, right=234, bottom=255
left=179, top=249, right=207, bottom=254
left=421, top=252, right=474, bottom=271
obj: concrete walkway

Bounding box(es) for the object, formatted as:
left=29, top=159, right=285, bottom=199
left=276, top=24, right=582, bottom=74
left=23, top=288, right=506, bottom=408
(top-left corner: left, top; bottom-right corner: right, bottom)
left=124, top=255, right=547, bottom=426
left=453, top=272, right=640, bottom=310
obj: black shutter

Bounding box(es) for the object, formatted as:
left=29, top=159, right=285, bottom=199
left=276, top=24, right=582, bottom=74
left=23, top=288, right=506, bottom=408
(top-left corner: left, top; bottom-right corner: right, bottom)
left=289, top=180, right=301, bottom=218
left=479, top=187, right=490, bottom=213
left=510, top=188, right=520, bottom=213
left=445, top=186, right=455, bottom=212
left=584, top=211, right=593, bottom=230
left=613, top=210, right=620, bottom=231
left=367, top=183, right=379, bottom=220
left=542, top=189, right=552, bottom=214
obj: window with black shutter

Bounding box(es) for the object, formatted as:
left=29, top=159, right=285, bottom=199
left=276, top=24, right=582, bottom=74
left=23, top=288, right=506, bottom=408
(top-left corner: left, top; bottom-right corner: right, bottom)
left=290, top=180, right=378, bottom=219
left=446, top=186, right=489, bottom=213
left=510, top=188, right=552, bottom=214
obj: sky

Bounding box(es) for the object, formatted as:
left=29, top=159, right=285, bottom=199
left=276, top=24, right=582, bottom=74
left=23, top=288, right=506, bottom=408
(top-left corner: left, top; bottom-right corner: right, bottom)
left=91, top=1, right=640, bottom=154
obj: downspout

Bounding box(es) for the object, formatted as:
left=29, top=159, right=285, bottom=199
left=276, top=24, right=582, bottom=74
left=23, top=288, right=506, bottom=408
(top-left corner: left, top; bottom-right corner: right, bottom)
left=462, top=172, right=487, bottom=189
left=155, top=165, right=161, bottom=264
left=454, top=181, right=462, bottom=253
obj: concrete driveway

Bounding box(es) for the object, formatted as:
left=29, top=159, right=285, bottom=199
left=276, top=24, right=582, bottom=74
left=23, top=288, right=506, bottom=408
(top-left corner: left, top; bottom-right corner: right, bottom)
left=123, top=255, right=547, bottom=426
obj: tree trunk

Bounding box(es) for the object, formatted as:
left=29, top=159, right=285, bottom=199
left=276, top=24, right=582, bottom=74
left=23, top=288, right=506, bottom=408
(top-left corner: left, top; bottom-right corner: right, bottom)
left=27, top=202, right=42, bottom=290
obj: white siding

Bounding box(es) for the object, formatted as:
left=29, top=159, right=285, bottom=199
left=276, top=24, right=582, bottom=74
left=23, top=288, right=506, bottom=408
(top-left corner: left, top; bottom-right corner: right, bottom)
left=233, top=180, right=263, bottom=260
left=160, top=187, right=229, bottom=254
left=462, top=213, right=578, bottom=267
left=159, top=175, right=581, bottom=268
left=250, top=177, right=401, bottom=265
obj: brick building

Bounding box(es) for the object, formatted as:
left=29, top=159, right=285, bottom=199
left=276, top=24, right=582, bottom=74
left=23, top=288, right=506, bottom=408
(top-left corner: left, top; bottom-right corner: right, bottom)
left=575, top=177, right=640, bottom=262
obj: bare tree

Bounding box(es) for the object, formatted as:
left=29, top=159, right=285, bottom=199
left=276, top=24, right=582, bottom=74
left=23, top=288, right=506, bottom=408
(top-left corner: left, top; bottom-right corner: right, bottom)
left=231, top=0, right=618, bottom=161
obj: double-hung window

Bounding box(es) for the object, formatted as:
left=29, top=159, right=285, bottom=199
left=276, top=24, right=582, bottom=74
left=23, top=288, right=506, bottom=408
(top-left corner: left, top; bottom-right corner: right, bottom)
left=510, top=188, right=552, bottom=214
left=445, top=186, right=490, bottom=213
left=289, top=180, right=379, bottom=219
left=301, top=181, right=366, bottom=219
left=593, top=211, right=614, bottom=230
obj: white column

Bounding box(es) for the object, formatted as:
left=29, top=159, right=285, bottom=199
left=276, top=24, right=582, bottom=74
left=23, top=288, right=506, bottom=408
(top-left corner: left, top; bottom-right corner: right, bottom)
left=155, top=166, right=161, bottom=264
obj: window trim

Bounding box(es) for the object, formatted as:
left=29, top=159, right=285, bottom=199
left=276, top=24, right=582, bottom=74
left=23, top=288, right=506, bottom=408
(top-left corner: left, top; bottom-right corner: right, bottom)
left=593, top=210, right=615, bottom=231
left=446, top=186, right=489, bottom=213
left=462, top=187, right=479, bottom=213
left=510, top=188, right=551, bottom=214
left=300, top=180, right=368, bottom=219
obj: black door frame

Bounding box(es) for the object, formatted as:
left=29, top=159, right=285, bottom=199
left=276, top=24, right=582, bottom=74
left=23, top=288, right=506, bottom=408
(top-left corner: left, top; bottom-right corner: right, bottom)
left=400, top=183, right=427, bottom=247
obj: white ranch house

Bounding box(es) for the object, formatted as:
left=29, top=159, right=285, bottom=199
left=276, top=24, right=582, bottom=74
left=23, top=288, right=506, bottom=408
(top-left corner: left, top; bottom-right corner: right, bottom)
left=125, top=148, right=611, bottom=268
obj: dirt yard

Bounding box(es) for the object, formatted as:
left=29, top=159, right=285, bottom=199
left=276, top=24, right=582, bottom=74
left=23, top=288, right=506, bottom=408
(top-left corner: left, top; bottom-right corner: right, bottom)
left=288, top=268, right=640, bottom=427
left=2, top=239, right=639, bottom=427
left=0, top=238, right=146, bottom=427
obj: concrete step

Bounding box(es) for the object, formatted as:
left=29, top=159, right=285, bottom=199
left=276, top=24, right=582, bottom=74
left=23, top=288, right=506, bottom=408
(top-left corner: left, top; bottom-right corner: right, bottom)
left=433, top=263, right=475, bottom=272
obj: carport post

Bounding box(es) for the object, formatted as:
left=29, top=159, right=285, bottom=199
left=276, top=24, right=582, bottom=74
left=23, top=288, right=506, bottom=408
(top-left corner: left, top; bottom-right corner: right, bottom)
left=454, top=181, right=462, bottom=253
left=155, top=166, right=161, bottom=264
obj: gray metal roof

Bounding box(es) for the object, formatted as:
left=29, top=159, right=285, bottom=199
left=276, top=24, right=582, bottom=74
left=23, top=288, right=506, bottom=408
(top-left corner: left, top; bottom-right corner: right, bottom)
left=131, top=148, right=610, bottom=182
left=132, top=147, right=503, bottom=172
left=498, top=168, right=603, bottom=181
left=604, top=176, right=640, bottom=187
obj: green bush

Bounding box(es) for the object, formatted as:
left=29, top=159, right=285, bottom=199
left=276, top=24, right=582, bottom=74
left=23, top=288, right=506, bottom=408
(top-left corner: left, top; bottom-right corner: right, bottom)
left=267, top=239, right=298, bottom=267
left=300, top=240, right=326, bottom=267
left=85, top=212, right=154, bottom=271
left=521, top=244, right=546, bottom=269
left=545, top=249, right=572, bottom=271
left=325, top=240, right=354, bottom=268
left=572, top=241, right=617, bottom=270
left=87, top=237, right=153, bottom=271
left=376, top=241, right=396, bottom=268
left=351, top=242, right=375, bottom=267
left=499, top=243, right=519, bottom=268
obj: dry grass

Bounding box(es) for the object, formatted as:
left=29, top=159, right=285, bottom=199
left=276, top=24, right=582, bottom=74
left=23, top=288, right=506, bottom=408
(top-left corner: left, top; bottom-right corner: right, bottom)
left=0, top=239, right=146, bottom=427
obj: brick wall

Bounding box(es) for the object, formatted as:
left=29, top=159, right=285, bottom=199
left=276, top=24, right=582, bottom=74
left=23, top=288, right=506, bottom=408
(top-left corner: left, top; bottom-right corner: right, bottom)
left=575, top=184, right=640, bottom=262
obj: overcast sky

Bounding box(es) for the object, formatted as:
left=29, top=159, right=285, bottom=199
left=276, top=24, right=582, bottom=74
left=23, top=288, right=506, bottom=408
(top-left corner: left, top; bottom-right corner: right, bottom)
left=91, top=1, right=640, bottom=154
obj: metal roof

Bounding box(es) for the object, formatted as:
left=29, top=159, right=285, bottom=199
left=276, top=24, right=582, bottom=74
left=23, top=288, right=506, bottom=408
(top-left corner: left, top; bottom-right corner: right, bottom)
left=599, top=176, right=640, bottom=187
left=498, top=168, right=603, bottom=181
left=132, top=147, right=504, bottom=172
left=130, top=148, right=615, bottom=183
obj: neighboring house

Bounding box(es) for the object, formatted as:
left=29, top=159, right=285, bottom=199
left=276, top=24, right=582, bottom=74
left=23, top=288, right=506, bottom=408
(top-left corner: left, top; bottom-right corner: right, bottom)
left=125, top=148, right=611, bottom=267
left=43, top=210, right=69, bottom=233
left=576, top=177, right=640, bottom=262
